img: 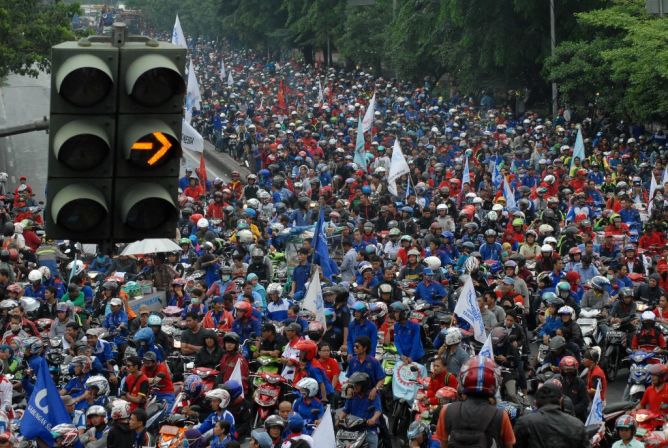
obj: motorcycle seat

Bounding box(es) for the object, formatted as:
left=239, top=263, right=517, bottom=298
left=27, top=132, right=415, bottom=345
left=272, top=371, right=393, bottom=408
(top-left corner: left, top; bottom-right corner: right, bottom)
left=603, top=401, right=635, bottom=414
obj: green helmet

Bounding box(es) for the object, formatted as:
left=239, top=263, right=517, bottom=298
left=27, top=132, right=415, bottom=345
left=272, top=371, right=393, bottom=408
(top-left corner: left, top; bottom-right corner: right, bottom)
left=557, top=281, right=571, bottom=292
left=180, top=237, right=191, bottom=245
left=123, top=281, right=141, bottom=296
left=512, top=218, right=524, bottom=226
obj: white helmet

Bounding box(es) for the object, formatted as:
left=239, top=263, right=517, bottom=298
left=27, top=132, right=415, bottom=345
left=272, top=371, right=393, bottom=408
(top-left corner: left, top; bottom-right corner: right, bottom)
left=67, top=260, right=85, bottom=276
left=445, top=328, right=462, bottom=346
left=267, top=283, right=282, bottom=295
left=197, top=218, right=209, bottom=229
left=28, top=270, right=42, bottom=283
left=492, top=204, right=504, bottom=213
left=424, top=256, right=442, bottom=271
left=544, top=236, right=558, bottom=245
left=296, top=377, right=319, bottom=398
left=205, top=388, right=231, bottom=408
left=541, top=244, right=553, bottom=253
left=270, top=223, right=285, bottom=234
left=20, top=296, right=39, bottom=313
left=258, top=190, right=271, bottom=201
left=538, top=224, right=554, bottom=235
left=544, top=175, right=556, bottom=184
left=465, top=257, right=480, bottom=273
left=86, top=405, right=107, bottom=422
left=557, top=306, right=575, bottom=318
left=85, top=375, right=110, bottom=396
left=487, top=211, right=498, bottom=222
left=436, top=203, right=448, bottom=212
left=247, top=198, right=261, bottom=210
left=38, top=266, right=51, bottom=280
left=642, top=311, right=656, bottom=322
left=111, top=399, right=131, bottom=420
left=237, top=229, right=254, bottom=244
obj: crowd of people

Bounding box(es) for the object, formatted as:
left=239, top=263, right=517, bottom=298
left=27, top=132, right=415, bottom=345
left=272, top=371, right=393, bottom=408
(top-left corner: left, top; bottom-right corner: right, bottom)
left=4, top=33, right=668, bottom=448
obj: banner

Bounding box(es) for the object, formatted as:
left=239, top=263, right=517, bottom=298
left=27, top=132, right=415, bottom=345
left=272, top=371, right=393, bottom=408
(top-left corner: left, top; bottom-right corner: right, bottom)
left=302, top=272, right=327, bottom=331
left=478, top=332, right=493, bottom=360
left=648, top=171, right=658, bottom=215
left=230, top=358, right=245, bottom=398
left=388, top=139, right=410, bottom=196
left=312, top=405, right=336, bottom=448
left=171, top=15, right=187, bottom=49
left=182, top=119, right=204, bottom=153
left=185, top=59, right=201, bottom=124
left=219, top=59, right=226, bottom=81
left=311, top=208, right=338, bottom=281
left=503, top=176, right=517, bottom=211
left=362, top=92, right=376, bottom=132
left=570, top=126, right=585, bottom=174
left=585, top=382, right=603, bottom=426
left=462, top=156, right=471, bottom=185
left=453, top=276, right=486, bottom=343
left=353, top=115, right=367, bottom=171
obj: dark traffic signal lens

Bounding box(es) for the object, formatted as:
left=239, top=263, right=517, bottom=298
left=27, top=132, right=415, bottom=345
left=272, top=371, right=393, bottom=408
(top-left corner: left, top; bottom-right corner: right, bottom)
left=60, top=67, right=112, bottom=107
left=125, top=197, right=176, bottom=230
left=130, top=67, right=184, bottom=107
left=58, top=133, right=110, bottom=170
left=56, top=198, right=107, bottom=232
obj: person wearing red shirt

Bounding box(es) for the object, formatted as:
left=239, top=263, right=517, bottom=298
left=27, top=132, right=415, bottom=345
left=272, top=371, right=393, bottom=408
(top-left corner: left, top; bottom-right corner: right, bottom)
left=583, top=349, right=607, bottom=402
left=426, top=357, right=458, bottom=405
left=317, top=342, right=341, bottom=392
left=206, top=192, right=226, bottom=219
left=631, top=314, right=667, bottom=350
left=219, top=332, right=250, bottom=396
left=141, top=351, right=175, bottom=411
left=183, top=176, right=204, bottom=200
left=638, top=364, right=668, bottom=415
left=639, top=226, right=668, bottom=251
left=227, top=171, right=244, bottom=200
left=654, top=295, right=668, bottom=320
left=121, top=356, right=149, bottom=412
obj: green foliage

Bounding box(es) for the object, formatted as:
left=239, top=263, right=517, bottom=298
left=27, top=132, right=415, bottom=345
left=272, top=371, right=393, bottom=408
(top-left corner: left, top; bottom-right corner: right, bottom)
left=0, top=0, right=80, bottom=79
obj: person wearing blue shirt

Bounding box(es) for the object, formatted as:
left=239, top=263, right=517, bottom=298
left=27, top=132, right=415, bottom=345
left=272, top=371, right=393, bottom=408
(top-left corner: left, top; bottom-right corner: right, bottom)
left=179, top=169, right=194, bottom=190
left=231, top=300, right=262, bottom=357
left=89, top=254, right=112, bottom=273
left=282, top=304, right=309, bottom=334
left=290, top=249, right=311, bottom=300
left=347, top=302, right=378, bottom=356
left=414, top=268, right=446, bottom=306
left=62, top=356, right=90, bottom=410
left=24, top=272, right=46, bottom=301
left=479, top=230, right=504, bottom=262
left=346, top=336, right=385, bottom=393
left=390, top=302, right=425, bottom=363
left=292, top=379, right=325, bottom=434
left=103, top=298, right=128, bottom=351
left=197, top=389, right=236, bottom=438
left=266, top=286, right=290, bottom=321
left=340, top=372, right=383, bottom=448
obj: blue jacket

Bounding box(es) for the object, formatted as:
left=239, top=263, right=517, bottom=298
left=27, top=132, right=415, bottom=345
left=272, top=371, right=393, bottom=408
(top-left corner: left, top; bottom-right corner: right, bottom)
left=479, top=242, right=503, bottom=262
left=343, top=393, right=382, bottom=428
left=393, top=321, right=424, bottom=362
left=414, top=281, right=446, bottom=306
left=232, top=317, right=262, bottom=343
left=24, top=284, right=46, bottom=301
left=347, top=355, right=385, bottom=386
left=347, top=319, right=378, bottom=355
left=198, top=409, right=236, bottom=438
left=103, top=310, right=128, bottom=346
left=293, top=397, right=325, bottom=432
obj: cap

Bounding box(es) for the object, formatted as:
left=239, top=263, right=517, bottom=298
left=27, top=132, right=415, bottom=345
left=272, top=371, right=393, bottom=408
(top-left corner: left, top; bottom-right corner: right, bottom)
left=212, top=296, right=224, bottom=304
left=251, top=430, right=274, bottom=448
left=85, top=328, right=99, bottom=337
left=138, top=305, right=150, bottom=315
left=142, top=351, right=157, bottom=362
left=110, top=298, right=122, bottom=307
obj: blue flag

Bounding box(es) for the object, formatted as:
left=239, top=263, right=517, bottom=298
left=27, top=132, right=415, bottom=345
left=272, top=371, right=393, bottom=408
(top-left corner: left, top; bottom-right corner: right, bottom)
left=312, top=208, right=339, bottom=281
left=353, top=115, right=367, bottom=171
left=492, top=154, right=503, bottom=188
left=462, top=156, right=471, bottom=185
left=570, top=126, right=585, bottom=174
left=20, top=358, right=71, bottom=445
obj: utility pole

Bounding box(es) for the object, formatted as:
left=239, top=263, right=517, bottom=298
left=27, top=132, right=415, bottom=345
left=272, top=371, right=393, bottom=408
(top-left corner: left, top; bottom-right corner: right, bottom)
left=550, top=0, right=558, bottom=117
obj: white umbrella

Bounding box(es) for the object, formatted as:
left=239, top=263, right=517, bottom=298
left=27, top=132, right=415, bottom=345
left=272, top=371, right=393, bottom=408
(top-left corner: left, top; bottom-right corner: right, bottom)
left=120, top=238, right=181, bottom=256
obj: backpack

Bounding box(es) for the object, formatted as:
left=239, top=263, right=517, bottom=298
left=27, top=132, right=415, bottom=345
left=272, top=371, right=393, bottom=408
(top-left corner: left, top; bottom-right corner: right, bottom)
left=445, top=401, right=503, bottom=448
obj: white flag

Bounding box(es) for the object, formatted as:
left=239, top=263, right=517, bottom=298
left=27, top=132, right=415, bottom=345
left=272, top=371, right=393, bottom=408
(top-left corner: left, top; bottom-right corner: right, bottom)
left=182, top=119, right=204, bottom=153
left=478, top=332, right=493, bottom=360
left=663, top=165, right=668, bottom=187
left=302, top=272, right=327, bottom=331
left=503, top=176, right=517, bottom=211
left=361, top=92, right=376, bottom=133
left=312, top=405, right=336, bottom=448
left=185, top=59, right=201, bottom=124
left=387, top=139, right=410, bottom=196
left=585, top=382, right=603, bottom=426
left=230, top=358, right=245, bottom=398
left=219, top=59, right=226, bottom=81
left=648, top=171, right=658, bottom=215
left=227, top=71, right=234, bottom=87
left=317, top=79, right=324, bottom=104
left=171, top=15, right=187, bottom=48
left=453, top=276, right=486, bottom=343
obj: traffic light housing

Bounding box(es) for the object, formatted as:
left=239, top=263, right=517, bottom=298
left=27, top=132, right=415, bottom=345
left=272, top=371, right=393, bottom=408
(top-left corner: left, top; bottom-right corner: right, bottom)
left=46, top=36, right=186, bottom=243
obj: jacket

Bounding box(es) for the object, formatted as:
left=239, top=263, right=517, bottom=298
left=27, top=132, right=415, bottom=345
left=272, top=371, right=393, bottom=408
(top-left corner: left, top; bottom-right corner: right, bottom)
left=196, top=344, right=224, bottom=369
left=514, top=404, right=589, bottom=448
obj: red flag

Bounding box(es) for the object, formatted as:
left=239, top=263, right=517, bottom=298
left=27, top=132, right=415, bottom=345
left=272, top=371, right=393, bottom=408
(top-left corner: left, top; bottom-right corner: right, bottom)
left=278, top=80, right=286, bottom=111
left=197, top=152, right=207, bottom=192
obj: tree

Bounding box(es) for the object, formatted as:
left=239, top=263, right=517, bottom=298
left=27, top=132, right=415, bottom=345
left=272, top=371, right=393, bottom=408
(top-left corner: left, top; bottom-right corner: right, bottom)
left=0, top=0, right=81, bottom=79
left=336, top=0, right=392, bottom=73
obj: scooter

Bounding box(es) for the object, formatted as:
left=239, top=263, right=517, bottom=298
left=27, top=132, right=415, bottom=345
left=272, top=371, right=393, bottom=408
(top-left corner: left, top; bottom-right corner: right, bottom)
left=250, top=372, right=294, bottom=428
left=603, top=314, right=636, bottom=381
left=626, top=348, right=664, bottom=401
left=577, top=308, right=604, bottom=347
left=190, top=366, right=220, bottom=394
left=336, top=415, right=369, bottom=448
left=250, top=355, right=281, bottom=388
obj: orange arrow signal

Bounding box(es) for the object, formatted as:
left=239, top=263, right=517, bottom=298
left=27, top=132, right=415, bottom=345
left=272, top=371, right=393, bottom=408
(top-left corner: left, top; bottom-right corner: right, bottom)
left=130, top=132, right=172, bottom=166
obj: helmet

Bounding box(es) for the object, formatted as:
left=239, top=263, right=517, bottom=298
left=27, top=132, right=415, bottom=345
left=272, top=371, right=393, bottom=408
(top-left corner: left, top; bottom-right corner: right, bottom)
left=28, top=270, right=42, bottom=282
left=459, top=356, right=497, bottom=397
left=371, top=301, right=388, bottom=319
left=544, top=236, right=557, bottom=245
left=265, top=415, right=285, bottom=431
left=102, top=280, right=118, bottom=291
left=424, top=256, right=442, bottom=270
left=205, top=388, right=231, bottom=408
left=295, top=339, right=318, bottom=361
left=267, top=283, right=282, bottom=295
left=180, top=237, right=191, bottom=246
left=296, top=377, right=319, bottom=398
left=351, top=301, right=368, bottom=316
left=244, top=208, right=257, bottom=218
left=435, top=386, right=458, bottom=404
left=390, top=301, right=409, bottom=319
left=67, top=260, right=85, bottom=276
left=556, top=281, right=571, bottom=292
left=389, top=228, right=401, bottom=237
left=619, top=287, right=634, bottom=298
left=22, top=336, right=43, bottom=354
left=540, top=244, right=553, bottom=253
left=490, top=327, right=509, bottom=347
left=86, top=404, right=107, bottom=420
left=50, top=423, right=79, bottom=446
left=247, top=198, right=260, bottom=210
left=486, top=211, right=498, bottom=222
left=407, top=249, right=420, bottom=258
left=648, top=364, right=668, bottom=381
left=615, top=415, right=637, bottom=433
left=549, top=336, right=566, bottom=351
left=184, top=374, right=204, bottom=397
left=348, top=371, right=371, bottom=391
left=559, top=355, right=579, bottom=374
left=378, top=284, right=393, bottom=296
left=465, top=257, right=480, bottom=273
left=172, top=277, right=186, bottom=287
left=85, top=375, right=109, bottom=396
left=133, top=327, right=155, bottom=345
left=484, top=229, right=497, bottom=238
left=288, top=414, right=304, bottom=433
left=222, top=379, right=244, bottom=401
left=197, top=218, right=209, bottom=229
left=642, top=310, right=656, bottom=322
left=238, top=229, right=254, bottom=243
left=71, top=355, right=92, bottom=371
left=147, top=315, right=162, bottom=326
left=111, top=399, right=131, bottom=420
left=538, top=224, right=554, bottom=235
left=407, top=421, right=430, bottom=441
left=445, top=328, right=462, bottom=346
left=512, top=218, right=524, bottom=227
left=307, top=321, right=324, bottom=340
left=590, top=276, right=610, bottom=290
left=557, top=306, right=575, bottom=318
left=234, top=301, right=252, bottom=314
left=223, top=332, right=241, bottom=344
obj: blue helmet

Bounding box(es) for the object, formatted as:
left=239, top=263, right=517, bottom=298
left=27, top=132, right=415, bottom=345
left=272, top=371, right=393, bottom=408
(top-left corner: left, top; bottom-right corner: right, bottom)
left=189, top=235, right=198, bottom=245
left=133, top=327, right=154, bottom=345
left=223, top=379, right=244, bottom=400
left=362, top=186, right=372, bottom=195
left=244, top=208, right=257, bottom=218
left=288, top=413, right=304, bottom=432
left=184, top=374, right=203, bottom=397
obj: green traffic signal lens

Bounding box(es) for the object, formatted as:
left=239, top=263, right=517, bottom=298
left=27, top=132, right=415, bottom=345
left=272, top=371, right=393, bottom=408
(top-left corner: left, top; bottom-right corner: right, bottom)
left=60, top=67, right=112, bottom=107
left=57, top=198, right=107, bottom=232
left=130, top=68, right=184, bottom=107
left=59, top=134, right=110, bottom=170
left=125, top=197, right=175, bottom=231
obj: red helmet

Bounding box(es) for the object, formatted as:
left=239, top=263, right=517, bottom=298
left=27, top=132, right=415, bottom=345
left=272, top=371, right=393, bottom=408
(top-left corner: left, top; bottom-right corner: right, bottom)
left=190, top=213, right=204, bottom=224
left=559, top=355, right=579, bottom=374
left=295, top=339, right=318, bottom=361
left=648, top=364, right=668, bottom=381
left=234, top=301, right=252, bottom=314
left=459, top=356, right=497, bottom=397
left=615, top=414, right=637, bottom=432
left=435, top=386, right=458, bottom=404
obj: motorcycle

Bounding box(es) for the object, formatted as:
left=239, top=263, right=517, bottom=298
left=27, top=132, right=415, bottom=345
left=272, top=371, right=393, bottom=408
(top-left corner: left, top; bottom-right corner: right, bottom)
left=629, top=409, right=668, bottom=447
left=250, top=372, right=294, bottom=428
left=157, top=413, right=196, bottom=447
left=336, top=415, right=368, bottom=448
left=190, top=366, right=219, bottom=394
left=250, top=355, right=281, bottom=388
left=587, top=400, right=636, bottom=447
left=626, top=348, right=663, bottom=401
left=577, top=308, right=604, bottom=347
left=603, top=314, right=636, bottom=381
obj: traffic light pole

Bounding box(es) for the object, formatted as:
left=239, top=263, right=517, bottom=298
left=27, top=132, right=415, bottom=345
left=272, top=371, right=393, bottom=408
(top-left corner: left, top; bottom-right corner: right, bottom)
left=0, top=117, right=49, bottom=138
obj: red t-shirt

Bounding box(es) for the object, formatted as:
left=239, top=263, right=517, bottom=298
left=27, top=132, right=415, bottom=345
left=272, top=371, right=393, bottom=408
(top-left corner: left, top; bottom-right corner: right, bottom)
left=427, top=371, right=459, bottom=405
left=640, top=384, right=668, bottom=415
left=142, top=363, right=174, bottom=393
left=319, top=357, right=341, bottom=391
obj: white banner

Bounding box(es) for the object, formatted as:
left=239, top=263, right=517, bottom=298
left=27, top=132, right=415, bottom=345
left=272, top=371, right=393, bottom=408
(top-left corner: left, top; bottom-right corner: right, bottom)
left=182, top=119, right=203, bottom=153
left=361, top=92, right=376, bottom=132
left=302, top=272, right=327, bottom=331
left=387, top=139, right=410, bottom=196
left=454, top=276, right=486, bottom=343
left=171, top=15, right=187, bottom=48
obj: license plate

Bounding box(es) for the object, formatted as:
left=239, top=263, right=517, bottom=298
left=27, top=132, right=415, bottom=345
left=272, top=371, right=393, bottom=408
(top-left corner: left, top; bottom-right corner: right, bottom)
left=607, top=330, right=625, bottom=338
left=338, top=431, right=360, bottom=439
left=258, top=387, right=278, bottom=397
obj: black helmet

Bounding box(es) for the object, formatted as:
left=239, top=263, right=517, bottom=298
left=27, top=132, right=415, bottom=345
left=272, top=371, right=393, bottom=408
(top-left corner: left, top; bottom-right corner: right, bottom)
left=490, top=327, right=509, bottom=347
left=0, top=250, right=9, bottom=262
left=348, top=372, right=370, bottom=390
left=264, top=415, right=285, bottom=430
left=223, top=332, right=240, bottom=344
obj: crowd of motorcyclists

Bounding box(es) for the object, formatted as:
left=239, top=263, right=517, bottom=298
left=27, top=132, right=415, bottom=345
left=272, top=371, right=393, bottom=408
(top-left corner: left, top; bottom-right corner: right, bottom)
left=2, top=31, right=668, bottom=448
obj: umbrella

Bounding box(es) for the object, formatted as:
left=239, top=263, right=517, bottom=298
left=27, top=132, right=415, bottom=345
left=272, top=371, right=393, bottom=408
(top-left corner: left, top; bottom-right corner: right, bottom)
left=120, top=238, right=181, bottom=256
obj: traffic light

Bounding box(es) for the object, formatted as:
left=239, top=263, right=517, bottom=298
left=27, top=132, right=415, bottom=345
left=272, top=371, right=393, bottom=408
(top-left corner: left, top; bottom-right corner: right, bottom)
left=46, top=36, right=186, bottom=243
left=114, top=41, right=185, bottom=240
